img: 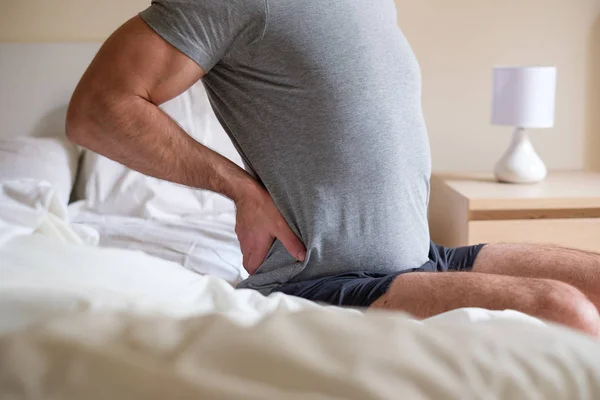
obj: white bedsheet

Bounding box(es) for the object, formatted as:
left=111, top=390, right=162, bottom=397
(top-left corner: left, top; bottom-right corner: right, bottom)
left=0, top=179, right=84, bottom=247
left=1, top=179, right=600, bottom=399
left=69, top=207, right=247, bottom=285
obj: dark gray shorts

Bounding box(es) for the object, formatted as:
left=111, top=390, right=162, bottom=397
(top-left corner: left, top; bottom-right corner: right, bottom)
left=273, top=241, right=486, bottom=308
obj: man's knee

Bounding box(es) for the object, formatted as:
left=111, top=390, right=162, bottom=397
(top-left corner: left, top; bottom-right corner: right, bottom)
left=537, top=280, right=600, bottom=336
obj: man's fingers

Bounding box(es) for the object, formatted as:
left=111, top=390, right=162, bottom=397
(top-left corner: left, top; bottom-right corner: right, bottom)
left=276, top=222, right=306, bottom=262
left=242, top=251, right=255, bottom=275
left=236, top=191, right=306, bottom=276
left=243, top=236, right=274, bottom=275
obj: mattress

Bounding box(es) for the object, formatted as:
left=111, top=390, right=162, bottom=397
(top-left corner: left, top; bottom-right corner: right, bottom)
left=1, top=179, right=600, bottom=399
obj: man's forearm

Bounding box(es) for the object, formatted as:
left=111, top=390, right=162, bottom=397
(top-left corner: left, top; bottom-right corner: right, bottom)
left=66, top=92, right=258, bottom=202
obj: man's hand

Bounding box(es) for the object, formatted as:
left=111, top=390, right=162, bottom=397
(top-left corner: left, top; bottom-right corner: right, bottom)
left=235, top=185, right=306, bottom=275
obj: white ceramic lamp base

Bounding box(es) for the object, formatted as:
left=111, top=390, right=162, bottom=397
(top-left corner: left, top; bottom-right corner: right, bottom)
left=494, top=127, right=547, bottom=184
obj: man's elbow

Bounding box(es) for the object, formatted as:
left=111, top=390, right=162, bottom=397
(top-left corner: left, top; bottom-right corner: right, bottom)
left=65, top=94, right=96, bottom=148
left=66, top=88, right=119, bottom=150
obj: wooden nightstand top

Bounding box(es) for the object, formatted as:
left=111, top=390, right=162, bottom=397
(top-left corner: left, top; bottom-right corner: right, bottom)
left=431, top=171, right=600, bottom=217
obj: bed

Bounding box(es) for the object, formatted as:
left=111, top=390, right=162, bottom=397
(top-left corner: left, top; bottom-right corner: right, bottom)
left=1, top=43, right=599, bottom=400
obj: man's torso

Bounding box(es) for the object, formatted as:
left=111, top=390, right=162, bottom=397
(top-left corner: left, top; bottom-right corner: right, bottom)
left=143, top=0, right=432, bottom=294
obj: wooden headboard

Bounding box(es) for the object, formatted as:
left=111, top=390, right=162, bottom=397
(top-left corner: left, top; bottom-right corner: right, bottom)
left=0, top=43, right=101, bottom=139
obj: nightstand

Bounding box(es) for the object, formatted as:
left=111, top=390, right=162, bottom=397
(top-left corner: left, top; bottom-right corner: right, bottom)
left=429, top=171, right=600, bottom=253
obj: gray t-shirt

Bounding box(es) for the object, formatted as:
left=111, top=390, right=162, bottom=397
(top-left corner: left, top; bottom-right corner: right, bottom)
left=140, top=0, right=432, bottom=295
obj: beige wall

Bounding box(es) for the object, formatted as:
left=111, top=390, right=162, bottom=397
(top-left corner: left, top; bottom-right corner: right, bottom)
left=0, top=0, right=148, bottom=42
left=1, top=0, right=599, bottom=172
left=587, top=15, right=600, bottom=171
left=395, top=0, right=600, bottom=172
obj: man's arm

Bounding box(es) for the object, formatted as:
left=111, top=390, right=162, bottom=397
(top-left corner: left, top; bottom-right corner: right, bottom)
left=66, top=17, right=306, bottom=273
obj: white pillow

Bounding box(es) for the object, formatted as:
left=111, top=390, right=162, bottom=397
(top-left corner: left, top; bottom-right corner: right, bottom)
left=0, top=137, right=79, bottom=204
left=73, top=81, right=244, bottom=219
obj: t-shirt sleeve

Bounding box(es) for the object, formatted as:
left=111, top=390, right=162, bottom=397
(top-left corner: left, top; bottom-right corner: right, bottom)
left=139, top=0, right=266, bottom=73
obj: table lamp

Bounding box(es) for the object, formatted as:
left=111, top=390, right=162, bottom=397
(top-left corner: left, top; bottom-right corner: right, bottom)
left=491, top=66, right=557, bottom=183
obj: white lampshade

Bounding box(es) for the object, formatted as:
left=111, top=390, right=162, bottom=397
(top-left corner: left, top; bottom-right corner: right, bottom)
left=491, top=66, right=557, bottom=129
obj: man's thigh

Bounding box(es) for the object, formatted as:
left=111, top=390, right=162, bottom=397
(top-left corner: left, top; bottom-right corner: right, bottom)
left=472, top=243, right=600, bottom=308
left=369, top=271, right=599, bottom=336
left=370, top=271, right=545, bottom=317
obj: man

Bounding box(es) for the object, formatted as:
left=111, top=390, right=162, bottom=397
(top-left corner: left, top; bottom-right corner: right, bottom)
left=67, top=0, right=600, bottom=336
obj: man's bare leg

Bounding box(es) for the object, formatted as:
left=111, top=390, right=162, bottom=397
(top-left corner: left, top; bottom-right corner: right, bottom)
left=370, top=272, right=600, bottom=337
left=472, top=244, right=600, bottom=310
